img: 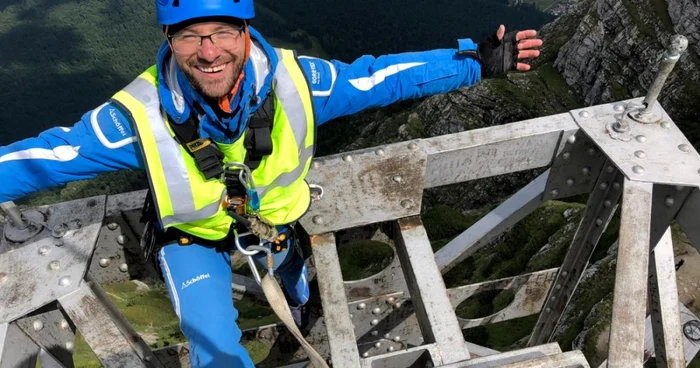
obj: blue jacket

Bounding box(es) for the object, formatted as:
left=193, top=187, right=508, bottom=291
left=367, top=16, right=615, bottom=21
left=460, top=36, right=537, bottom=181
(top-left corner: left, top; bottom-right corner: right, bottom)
left=0, top=27, right=481, bottom=203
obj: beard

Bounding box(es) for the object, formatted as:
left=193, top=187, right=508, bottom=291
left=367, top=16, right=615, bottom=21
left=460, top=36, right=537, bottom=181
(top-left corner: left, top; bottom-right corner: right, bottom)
left=179, top=53, right=245, bottom=100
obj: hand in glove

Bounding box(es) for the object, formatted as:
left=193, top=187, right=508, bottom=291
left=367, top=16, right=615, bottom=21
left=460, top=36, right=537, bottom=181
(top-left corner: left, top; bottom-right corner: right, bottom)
left=462, top=24, right=543, bottom=78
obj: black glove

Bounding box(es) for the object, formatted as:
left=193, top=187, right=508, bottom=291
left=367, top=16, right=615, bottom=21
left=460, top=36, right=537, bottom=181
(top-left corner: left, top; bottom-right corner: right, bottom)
left=460, top=30, right=520, bottom=79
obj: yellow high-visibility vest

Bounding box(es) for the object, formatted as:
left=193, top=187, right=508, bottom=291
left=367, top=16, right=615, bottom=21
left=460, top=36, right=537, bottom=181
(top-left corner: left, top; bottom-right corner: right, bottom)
left=111, top=48, right=315, bottom=240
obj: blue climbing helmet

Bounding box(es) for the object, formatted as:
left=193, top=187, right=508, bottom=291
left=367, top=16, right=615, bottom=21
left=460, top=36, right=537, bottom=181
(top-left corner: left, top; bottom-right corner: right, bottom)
left=156, top=0, right=255, bottom=26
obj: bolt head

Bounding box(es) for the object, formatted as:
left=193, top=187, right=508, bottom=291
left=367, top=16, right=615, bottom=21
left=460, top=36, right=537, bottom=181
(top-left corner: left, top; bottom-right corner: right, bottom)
left=567, top=135, right=577, bottom=144
left=375, top=149, right=385, bottom=156
left=358, top=303, right=366, bottom=310
left=99, top=258, right=110, bottom=268
left=372, top=307, right=381, bottom=314
left=665, top=196, right=675, bottom=207
left=606, top=166, right=615, bottom=173
left=633, top=165, right=645, bottom=175
left=636, top=135, right=647, bottom=143
left=555, top=284, right=562, bottom=290
left=661, top=121, right=671, bottom=129
left=551, top=189, right=559, bottom=198
left=60, top=319, right=69, bottom=330
left=408, top=142, right=418, bottom=150
left=562, top=152, right=571, bottom=160
left=33, top=320, right=43, bottom=331
left=595, top=218, right=603, bottom=226
left=65, top=341, right=74, bottom=351
left=604, top=200, right=612, bottom=208
left=394, top=336, right=401, bottom=342
left=371, top=319, right=379, bottom=325
left=635, top=150, right=647, bottom=159
left=613, top=182, right=621, bottom=190
left=371, top=330, right=379, bottom=336
left=679, top=144, right=691, bottom=153
left=387, top=297, right=395, bottom=304
left=600, top=182, right=609, bottom=190
left=614, top=104, right=625, bottom=112
left=59, top=276, right=72, bottom=287
left=579, top=111, right=590, bottom=118
left=107, top=222, right=119, bottom=231
left=400, top=199, right=414, bottom=209
left=362, top=352, right=369, bottom=358
left=312, top=216, right=324, bottom=225
left=38, top=247, right=50, bottom=256
left=343, top=155, right=353, bottom=162
left=119, top=263, right=128, bottom=273
left=392, top=175, right=403, bottom=184
left=394, top=302, right=402, bottom=309
left=587, top=147, right=596, bottom=155
left=562, top=271, right=568, bottom=277
left=582, top=167, right=590, bottom=175
left=388, top=347, right=395, bottom=352
left=374, top=342, right=381, bottom=348
left=116, top=235, right=128, bottom=245
left=545, top=308, right=552, bottom=312
left=48, top=261, right=60, bottom=271
left=384, top=333, right=391, bottom=339
left=566, top=178, right=575, bottom=187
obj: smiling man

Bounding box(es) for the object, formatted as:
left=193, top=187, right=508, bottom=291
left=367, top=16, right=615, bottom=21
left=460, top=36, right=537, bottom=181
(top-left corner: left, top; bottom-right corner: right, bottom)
left=0, top=0, right=542, bottom=366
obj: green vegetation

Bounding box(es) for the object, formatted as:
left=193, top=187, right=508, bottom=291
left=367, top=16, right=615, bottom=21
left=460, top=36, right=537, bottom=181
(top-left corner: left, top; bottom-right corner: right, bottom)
left=337, top=241, right=395, bottom=281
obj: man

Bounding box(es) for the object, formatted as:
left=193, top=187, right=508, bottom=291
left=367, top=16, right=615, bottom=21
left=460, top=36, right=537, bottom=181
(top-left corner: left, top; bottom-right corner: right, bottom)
left=0, top=0, right=542, bottom=366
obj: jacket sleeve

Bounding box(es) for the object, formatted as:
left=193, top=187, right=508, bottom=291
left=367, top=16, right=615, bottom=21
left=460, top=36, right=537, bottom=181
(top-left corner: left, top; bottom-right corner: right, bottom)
left=0, top=101, right=144, bottom=203
left=297, top=38, right=482, bottom=125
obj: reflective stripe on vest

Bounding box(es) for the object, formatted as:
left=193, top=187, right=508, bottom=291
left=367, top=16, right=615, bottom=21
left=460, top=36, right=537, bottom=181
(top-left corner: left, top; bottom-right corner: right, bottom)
left=112, top=49, right=315, bottom=240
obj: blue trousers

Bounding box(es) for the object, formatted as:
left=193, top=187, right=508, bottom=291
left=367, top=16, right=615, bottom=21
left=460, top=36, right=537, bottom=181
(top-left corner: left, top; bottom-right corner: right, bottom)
left=157, top=234, right=309, bottom=368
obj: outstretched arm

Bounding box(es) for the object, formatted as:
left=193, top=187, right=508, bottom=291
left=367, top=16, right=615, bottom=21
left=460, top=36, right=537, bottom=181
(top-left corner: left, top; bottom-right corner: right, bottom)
left=0, top=102, right=143, bottom=203
left=299, top=25, right=542, bottom=125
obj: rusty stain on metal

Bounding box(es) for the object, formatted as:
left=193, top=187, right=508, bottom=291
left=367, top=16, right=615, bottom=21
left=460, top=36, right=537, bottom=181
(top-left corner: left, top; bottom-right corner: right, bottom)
left=310, top=233, right=335, bottom=247
left=398, top=216, right=423, bottom=230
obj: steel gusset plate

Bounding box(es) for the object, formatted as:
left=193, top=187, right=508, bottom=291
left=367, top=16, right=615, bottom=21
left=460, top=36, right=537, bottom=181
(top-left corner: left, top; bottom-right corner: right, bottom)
left=15, top=303, right=76, bottom=367
left=543, top=131, right=607, bottom=201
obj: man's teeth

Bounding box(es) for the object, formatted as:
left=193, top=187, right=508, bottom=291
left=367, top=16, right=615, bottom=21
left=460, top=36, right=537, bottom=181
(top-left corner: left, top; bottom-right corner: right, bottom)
left=198, top=64, right=227, bottom=73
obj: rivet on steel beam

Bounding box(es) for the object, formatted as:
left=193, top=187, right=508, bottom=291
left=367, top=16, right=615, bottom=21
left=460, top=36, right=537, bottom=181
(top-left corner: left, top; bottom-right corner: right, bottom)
left=52, top=224, right=67, bottom=238
left=665, top=196, right=675, bottom=207
left=107, top=222, right=119, bottom=231
left=392, top=175, right=403, bottom=184
left=60, top=319, right=69, bottom=330
left=679, top=144, right=691, bottom=152
left=388, top=347, right=395, bottom=352
left=59, top=276, right=72, bottom=287
left=604, top=200, right=612, bottom=208
left=545, top=308, right=551, bottom=313
left=567, top=135, right=576, bottom=144
left=48, top=261, right=60, bottom=271
left=349, top=314, right=353, bottom=319
left=394, top=336, right=401, bottom=342
left=636, top=135, right=647, bottom=143
left=566, top=178, right=575, bottom=186
left=633, top=165, right=645, bottom=175
left=371, top=331, right=379, bottom=336
left=635, top=150, right=647, bottom=159
left=387, top=297, right=395, bottom=304
left=550, top=296, right=556, bottom=301
left=119, top=264, right=129, bottom=273
left=661, top=121, right=671, bottom=129
left=374, top=342, right=381, bottom=348
left=384, top=333, right=391, bottom=339
left=38, top=247, right=50, bottom=256
left=394, top=302, right=402, bottom=308
left=587, top=147, right=596, bottom=155
left=600, top=182, right=609, bottom=190
left=613, top=182, right=621, bottom=190
left=562, top=271, right=568, bottom=277
left=375, top=149, right=385, bottom=156
left=362, top=352, right=369, bottom=358
left=614, top=104, right=625, bottom=112
left=343, top=155, right=353, bottom=162
left=408, top=142, right=418, bottom=150
left=579, top=111, right=590, bottom=118
left=371, top=319, right=379, bottom=325
left=555, top=284, right=562, bottom=290
left=312, top=216, right=324, bottom=225
left=400, top=199, right=414, bottom=209
left=117, top=235, right=128, bottom=245
left=582, top=167, right=590, bottom=175
left=145, top=356, right=152, bottom=362
left=606, top=166, right=615, bottom=173
left=596, top=218, right=603, bottom=226
left=358, top=303, right=366, bottom=310
left=372, top=308, right=381, bottom=314
left=99, top=258, right=110, bottom=268
left=551, top=189, right=559, bottom=198
left=65, top=341, right=74, bottom=352
left=0, top=272, right=7, bottom=284
left=562, top=152, right=571, bottom=160
left=33, top=320, right=43, bottom=331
